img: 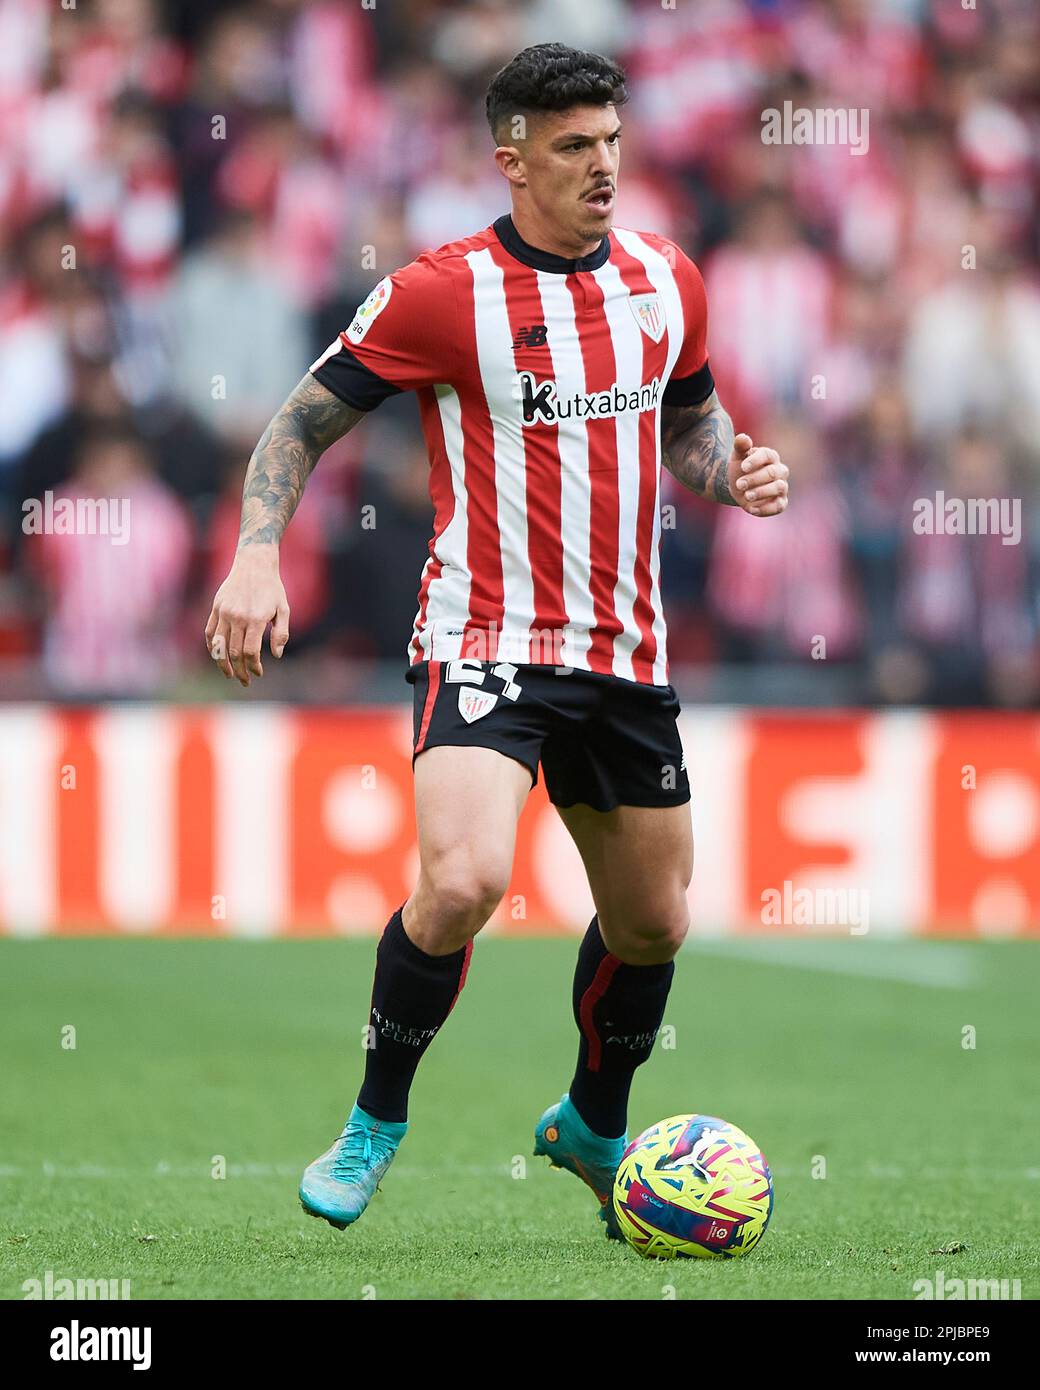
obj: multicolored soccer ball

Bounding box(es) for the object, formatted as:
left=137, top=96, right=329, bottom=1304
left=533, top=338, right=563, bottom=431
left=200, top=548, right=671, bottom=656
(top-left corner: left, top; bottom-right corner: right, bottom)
left=612, top=1114, right=773, bottom=1259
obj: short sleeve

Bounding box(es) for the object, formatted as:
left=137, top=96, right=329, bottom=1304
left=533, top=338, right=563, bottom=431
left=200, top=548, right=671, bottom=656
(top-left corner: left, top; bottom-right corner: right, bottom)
left=662, top=247, right=715, bottom=407
left=309, top=254, right=457, bottom=411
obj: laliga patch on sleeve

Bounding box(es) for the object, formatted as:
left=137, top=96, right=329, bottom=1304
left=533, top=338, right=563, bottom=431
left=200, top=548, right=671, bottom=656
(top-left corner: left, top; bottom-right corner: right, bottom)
left=346, top=276, right=393, bottom=344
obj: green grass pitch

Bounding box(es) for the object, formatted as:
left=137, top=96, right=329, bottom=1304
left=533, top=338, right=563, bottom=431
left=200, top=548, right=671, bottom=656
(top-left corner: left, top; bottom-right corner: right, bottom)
left=1, top=937, right=1037, bottom=1300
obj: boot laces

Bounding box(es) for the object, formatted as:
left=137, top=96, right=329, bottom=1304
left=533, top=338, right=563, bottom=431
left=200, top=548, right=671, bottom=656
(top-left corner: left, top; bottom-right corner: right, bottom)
left=330, top=1121, right=391, bottom=1179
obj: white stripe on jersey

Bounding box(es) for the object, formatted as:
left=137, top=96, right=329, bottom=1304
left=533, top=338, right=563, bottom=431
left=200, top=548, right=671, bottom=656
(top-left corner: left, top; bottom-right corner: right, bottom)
left=409, top=553, right=434, bottom=660
left=589, top=254, right=648, bottom=684
left=613, top=230, right=689, bottom=682
left=467, top=247, right=536, bottom=656
left=647, top=464, right=668, bottom=683
left=416, top=383, right=471, bottom=660
left=534, top=270, right=595, bottom=672
left=613, top=229, right=687, bottom=382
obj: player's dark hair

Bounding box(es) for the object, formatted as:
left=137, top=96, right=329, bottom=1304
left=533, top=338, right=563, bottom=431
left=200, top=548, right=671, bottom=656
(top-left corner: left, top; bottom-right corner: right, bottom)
left=485, top=44, right=628, bottom=142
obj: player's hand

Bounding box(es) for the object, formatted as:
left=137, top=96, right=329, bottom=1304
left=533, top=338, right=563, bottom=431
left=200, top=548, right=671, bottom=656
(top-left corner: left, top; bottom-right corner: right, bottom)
left=204, top=544, right=290, bottom=687
left=728, top=434, right=789, bottom=517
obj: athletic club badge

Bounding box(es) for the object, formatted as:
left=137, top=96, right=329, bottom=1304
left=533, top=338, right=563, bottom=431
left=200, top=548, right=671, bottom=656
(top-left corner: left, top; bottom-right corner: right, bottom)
left=458, top=687, right=498, bottom=723
left=629, top=293, right=664, bottom=343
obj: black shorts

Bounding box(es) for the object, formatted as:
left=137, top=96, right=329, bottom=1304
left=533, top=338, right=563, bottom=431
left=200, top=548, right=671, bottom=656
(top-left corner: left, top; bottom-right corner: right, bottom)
left=406, top=660, right=690, bottom=813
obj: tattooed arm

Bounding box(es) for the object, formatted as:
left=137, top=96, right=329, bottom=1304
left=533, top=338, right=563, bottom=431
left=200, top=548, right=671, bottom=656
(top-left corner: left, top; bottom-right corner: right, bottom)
left=661, top=391, right=789, bottom=516
left=237, top=375, right=366, bottom=547
left=661, top=391, right=737, bottom=504
left=205, top=375, right=366, bottom=685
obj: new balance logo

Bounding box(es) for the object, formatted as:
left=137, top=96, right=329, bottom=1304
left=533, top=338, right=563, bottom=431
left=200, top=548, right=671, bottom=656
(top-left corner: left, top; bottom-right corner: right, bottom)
left=512, top=325, right=548, bottom=349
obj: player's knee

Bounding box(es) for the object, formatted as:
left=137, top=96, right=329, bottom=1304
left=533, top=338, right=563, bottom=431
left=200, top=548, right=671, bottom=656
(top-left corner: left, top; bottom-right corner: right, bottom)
left=604, top=896, right=690, bottom=964
left=418, top=855, right=509, bottom=941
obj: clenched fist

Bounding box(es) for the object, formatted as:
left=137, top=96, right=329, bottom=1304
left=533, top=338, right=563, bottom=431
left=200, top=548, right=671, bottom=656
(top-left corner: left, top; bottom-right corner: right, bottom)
left=729, top=434, right=789, bottom=517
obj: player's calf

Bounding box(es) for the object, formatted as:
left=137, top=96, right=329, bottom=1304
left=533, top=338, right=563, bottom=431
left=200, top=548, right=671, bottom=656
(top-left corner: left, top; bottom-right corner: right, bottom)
left=570, top=914, right=677, bottom=1137
left=355, top=906, right=474, bottom=1123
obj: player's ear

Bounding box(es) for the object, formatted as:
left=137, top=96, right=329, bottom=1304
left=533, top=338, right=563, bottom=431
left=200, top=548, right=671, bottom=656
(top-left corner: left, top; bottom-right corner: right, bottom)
left=493, top=145, right=527, bottom=189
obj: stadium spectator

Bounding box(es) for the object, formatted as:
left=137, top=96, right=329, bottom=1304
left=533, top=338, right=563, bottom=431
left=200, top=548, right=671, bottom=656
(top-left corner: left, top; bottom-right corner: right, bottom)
left=26, top=424, right=193, bottom=696
left=336, top=408, right=444, bottom=662
left=707, top=414, right=865, bottom=663
left=903, top=252, right=1040, bottom=458
left=167, top=207, right=307, bottom=441
left=883, top=429, right=1039, bottom=707
left=704, top=191, right=834, bottom=429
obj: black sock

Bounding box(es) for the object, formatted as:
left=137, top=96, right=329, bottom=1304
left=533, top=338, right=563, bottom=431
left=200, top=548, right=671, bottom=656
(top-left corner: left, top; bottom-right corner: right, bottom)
left=357, top=908, right=472, bottom=1123
left=569, top=916, right=674, bottom=1139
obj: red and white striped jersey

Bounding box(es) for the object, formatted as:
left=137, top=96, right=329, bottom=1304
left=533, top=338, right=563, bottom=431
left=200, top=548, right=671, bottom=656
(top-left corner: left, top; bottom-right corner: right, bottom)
left=310, top=214, right=714, bottom=685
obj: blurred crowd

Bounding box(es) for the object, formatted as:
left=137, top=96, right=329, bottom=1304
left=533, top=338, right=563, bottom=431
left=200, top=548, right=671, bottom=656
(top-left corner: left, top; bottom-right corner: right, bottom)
left=0, top=0, right=1038, bottom=703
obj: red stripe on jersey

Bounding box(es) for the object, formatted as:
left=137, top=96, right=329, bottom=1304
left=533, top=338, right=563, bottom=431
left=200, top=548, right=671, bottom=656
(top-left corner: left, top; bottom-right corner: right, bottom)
left=610, top=243, right=672, bottom=681
left=411, top=385, right=455, bottom=662
left=455, top=261, right=505, bottom=659
left=566, top=272, right=622, bottom=676
left=487, top=240, right=568, bottom=647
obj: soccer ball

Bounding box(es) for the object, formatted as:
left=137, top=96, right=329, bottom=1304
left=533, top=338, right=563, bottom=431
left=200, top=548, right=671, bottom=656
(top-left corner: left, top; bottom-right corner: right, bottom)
left=612, top=1114, right=773, bottom=1259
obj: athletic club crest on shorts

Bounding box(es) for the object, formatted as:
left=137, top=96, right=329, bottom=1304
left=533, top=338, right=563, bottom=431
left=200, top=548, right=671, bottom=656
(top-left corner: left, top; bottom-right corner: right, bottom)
left=458, top=686, right=498, bottom=723
left=629, top=293, right=664, bottom=343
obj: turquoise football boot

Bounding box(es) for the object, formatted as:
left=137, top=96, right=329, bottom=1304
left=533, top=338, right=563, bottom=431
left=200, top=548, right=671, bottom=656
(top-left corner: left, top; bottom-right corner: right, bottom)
left=534, top=1094, right=626, bottom=1240
left=299, top=1104, right=407, bottom=1230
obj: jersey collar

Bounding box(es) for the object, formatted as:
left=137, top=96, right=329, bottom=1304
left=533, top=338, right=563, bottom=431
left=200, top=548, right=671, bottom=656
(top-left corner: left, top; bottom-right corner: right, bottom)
left=493, top=214, right=611, bottom=274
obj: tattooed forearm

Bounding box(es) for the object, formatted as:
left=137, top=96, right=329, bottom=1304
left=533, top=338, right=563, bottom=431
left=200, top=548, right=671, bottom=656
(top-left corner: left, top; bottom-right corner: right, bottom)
left=238, top=375, right=366, bottom=547
left=660, top=392, right=736, bottom=505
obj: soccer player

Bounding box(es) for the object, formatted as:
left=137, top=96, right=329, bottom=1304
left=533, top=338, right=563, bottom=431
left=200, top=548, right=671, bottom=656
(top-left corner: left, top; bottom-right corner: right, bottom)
left=205, top=44, right=789, bottom=1237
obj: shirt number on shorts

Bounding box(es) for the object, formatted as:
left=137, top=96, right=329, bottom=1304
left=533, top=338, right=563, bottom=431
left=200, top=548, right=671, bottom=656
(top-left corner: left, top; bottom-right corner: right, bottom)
left=445, top=659, right=522, bottom=702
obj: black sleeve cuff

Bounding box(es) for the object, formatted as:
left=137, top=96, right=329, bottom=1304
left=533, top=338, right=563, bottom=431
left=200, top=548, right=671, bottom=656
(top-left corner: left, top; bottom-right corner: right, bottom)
left=662, top=360, right=715, bottom=407
left=311, top=341, right=402, bottom=412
